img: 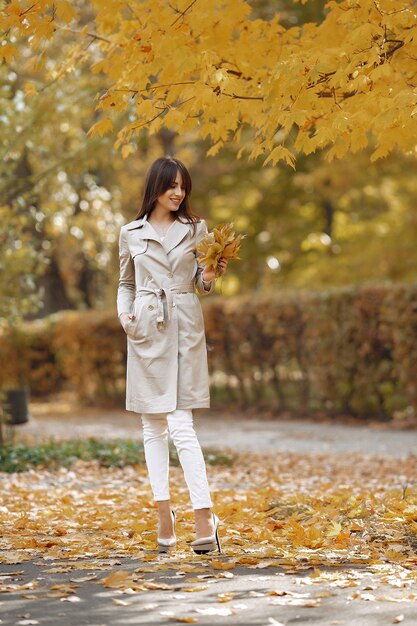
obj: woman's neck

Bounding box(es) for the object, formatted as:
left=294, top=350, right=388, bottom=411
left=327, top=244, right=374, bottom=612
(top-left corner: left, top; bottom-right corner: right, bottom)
left=149, top=205, right=176, bottom=225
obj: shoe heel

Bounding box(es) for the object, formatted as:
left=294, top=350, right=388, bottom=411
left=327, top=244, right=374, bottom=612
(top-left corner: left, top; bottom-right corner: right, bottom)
left=158, top=543, right=173, bottom=553
left=157, top=509, right=176, bottom=553
left=215, top=527, right=222, bottom=554
left=191, top=513, right=222, bottom=555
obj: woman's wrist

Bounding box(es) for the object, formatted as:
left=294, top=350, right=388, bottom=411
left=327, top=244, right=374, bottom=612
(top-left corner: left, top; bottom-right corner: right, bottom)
left=202, top=267, right=215, bottom=283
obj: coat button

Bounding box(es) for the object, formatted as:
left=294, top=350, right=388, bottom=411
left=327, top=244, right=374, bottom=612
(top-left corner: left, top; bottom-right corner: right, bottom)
left=172, top=302, right=176, bottom=307
left=167, top=272, right=173, bottom=278
left=147, top=304, right=154, bottom=311
left=147, top=274, right=152, bottom=281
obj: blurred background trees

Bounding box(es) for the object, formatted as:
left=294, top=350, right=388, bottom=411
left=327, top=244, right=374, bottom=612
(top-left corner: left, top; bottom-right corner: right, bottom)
left=1, top=0, right=416, bottom=323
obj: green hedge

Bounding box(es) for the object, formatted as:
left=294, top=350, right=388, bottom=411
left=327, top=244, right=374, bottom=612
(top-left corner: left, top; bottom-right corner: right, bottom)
left=0, top=310, right=126, bottom=404
left=203, top=285, right=416, bottom=417
left=1, top=283, right=416, bottom=418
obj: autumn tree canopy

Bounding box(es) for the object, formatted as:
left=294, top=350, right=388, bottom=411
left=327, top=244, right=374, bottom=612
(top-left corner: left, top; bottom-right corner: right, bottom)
left=1, top=0, right=416, bottom=168
left=2, top=0, right=417, bottom=324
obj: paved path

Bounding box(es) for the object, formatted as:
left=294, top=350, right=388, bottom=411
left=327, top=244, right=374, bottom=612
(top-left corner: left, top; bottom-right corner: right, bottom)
left=2, top=558, right=416, bottom=626
left=15, top=403, right=417, bottom=458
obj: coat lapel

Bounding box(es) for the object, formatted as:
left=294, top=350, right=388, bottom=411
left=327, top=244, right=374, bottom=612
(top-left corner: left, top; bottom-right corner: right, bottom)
left=162, top=219, right=191, bottom=254
left=126, top=216, right=160, bottom=243
left=126, top=214, right=191, bottom=254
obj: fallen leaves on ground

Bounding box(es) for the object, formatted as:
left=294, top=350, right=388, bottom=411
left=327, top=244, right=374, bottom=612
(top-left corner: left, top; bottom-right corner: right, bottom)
left=0, top=449, right=416, bottom=616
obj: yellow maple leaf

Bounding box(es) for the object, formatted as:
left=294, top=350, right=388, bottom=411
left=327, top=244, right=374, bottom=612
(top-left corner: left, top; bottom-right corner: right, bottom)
left=263, top=146, right=296, bottom=169
left=87, top=118, right=113, bottom=138
left=121, top=144, right=135, bottom=159
left=217, top=592, right=235, bottom=602
left=211, top=560, right=236, bottom=570
left=327, top=520, right=343, bottom=537
left=55, top=0, right=79, bottom=23
left=102, top=570, right=133, bottom=588
left=0, top=43, right=18, bottom=64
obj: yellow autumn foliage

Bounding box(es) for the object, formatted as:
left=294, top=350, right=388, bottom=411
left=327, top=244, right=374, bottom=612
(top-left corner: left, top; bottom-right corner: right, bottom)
left=196, top=223, right=245, bottom=277
left=1, top=0, right=416, bottom=166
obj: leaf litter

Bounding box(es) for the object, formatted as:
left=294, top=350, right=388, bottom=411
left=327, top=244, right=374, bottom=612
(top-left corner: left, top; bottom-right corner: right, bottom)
left=0, top=449, right=416, bottom=618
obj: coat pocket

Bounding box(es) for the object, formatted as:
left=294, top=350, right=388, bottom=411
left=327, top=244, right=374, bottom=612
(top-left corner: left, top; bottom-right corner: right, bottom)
left=126, top=297, right=155, bottom=342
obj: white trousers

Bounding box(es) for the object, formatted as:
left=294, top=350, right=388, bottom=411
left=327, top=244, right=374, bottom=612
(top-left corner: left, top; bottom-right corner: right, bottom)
left=140, top=409, right=213, bottom=510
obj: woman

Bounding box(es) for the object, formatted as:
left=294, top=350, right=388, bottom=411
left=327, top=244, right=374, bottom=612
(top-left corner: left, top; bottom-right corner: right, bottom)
left=117, top=157, right=228, bottom=554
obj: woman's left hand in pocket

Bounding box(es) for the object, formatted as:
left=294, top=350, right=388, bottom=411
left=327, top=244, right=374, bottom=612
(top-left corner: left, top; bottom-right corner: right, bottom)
left=120, top=312, right=136, bottom=333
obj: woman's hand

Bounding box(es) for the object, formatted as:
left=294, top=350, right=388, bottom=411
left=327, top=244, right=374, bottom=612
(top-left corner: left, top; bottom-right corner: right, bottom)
left=203, top=257, right=228, bottom=282
left=120, top=312, right=135, bottom=332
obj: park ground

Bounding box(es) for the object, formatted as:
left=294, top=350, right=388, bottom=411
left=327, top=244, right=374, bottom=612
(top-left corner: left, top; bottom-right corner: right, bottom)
left=1, top=397, right=417, bottom=625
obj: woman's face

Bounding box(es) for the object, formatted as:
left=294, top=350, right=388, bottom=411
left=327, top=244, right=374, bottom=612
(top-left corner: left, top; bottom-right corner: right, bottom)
left=156, top=170, right=186, bottom=215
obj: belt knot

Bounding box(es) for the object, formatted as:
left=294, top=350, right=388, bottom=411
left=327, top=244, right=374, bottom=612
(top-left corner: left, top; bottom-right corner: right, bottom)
left=135, top=282, right=194, bottom=327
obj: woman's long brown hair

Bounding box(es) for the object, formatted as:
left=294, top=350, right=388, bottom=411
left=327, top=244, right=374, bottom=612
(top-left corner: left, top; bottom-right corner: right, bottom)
left=134, top=157, right=200, bottom=231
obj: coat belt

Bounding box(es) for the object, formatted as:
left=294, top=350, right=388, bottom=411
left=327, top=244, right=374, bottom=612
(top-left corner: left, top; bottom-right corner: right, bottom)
left=135, top=282, right=194, bottom=326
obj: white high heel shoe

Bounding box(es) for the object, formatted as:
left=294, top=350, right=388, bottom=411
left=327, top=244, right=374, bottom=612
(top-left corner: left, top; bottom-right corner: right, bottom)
left=191, top=513, right=222, bottom=554
left=157, top=509, right=176, bottom=553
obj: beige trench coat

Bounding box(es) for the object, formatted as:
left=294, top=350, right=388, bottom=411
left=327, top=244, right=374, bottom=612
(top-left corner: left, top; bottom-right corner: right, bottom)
left=117, top=214, right=215, bottom=414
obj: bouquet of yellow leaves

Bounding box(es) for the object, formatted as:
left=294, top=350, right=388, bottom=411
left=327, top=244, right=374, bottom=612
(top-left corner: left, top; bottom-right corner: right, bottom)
left=197, top=222, right=246, bottom=277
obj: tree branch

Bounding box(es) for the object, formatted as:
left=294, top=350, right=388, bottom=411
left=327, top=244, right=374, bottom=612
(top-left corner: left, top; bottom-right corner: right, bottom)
left=20, top=3, right=37, bottom=17
left=147, top=81, right=196, bottom=92
left=60, top=27, right=114, bottom=45
left=221, top=91, right=264, bottom=101
left=128, top=107, right=168, bottom=131
left=171, top=0, right=198, bottom=27
left=125, top=2, right=143, bottom=24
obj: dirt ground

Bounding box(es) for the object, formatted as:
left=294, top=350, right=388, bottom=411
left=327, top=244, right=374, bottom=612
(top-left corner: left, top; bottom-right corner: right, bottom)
left=11, top=395, right=417, bottom=458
